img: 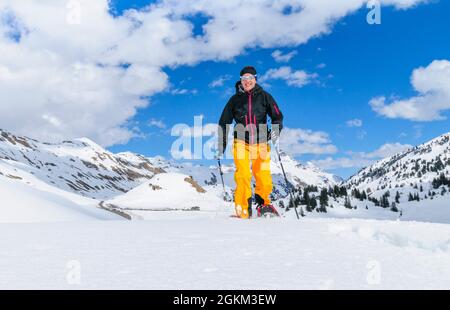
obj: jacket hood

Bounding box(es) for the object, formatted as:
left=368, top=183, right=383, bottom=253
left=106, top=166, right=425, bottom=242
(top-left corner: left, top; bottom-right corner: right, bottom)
left=235, top=81, right=263, bottom=95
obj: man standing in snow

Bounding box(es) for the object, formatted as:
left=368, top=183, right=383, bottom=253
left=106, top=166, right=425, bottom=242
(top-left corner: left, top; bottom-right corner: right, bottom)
left=218, top=66, right=284, bottom=219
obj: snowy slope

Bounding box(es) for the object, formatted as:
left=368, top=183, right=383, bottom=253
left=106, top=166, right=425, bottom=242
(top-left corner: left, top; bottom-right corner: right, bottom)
left=0, top=177, right=121, bottom=223
left=347, top=133, right=450, bottom=197
left=106, top=172, right=229, bottom=213
left=332, top=133, right=450, bottom=222
left=1, top=216, right=449, bottom=289
left=0, top=129, right=164, bottom=200
left=301, top=193, right=450, bottom=224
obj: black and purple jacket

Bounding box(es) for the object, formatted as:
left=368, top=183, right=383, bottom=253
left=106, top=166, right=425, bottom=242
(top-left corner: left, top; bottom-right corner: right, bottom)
left=218, top=81, right=283, bottom=153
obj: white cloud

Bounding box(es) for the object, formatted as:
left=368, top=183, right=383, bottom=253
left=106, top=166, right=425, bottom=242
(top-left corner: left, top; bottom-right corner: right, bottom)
left=170, top=88, right=198, bottom=95
left=0, top=1, right=167, bottom=146
left=209, top=75, right=232, bottom=88
left=0, top=0, right=429, bottom=146
left=148, top=118, right=167, bottom=129
left=310, top=156, right=374, bottom=171
left=312, top=143, right=412, bottom=170
left=280, top=128, right=338, bottom=156
left=370, top=60, right=450, bottom=122
left=346, top=119, right=363, bottom=127
left=260, top=66, right=318, bottom=87
left=316, top=63, right=326, bottom=69
left=271, top=50, right=297, bottom=63
left=381, top=0, right=429, bottom=9
left=363, top=143, right=412, bottom=158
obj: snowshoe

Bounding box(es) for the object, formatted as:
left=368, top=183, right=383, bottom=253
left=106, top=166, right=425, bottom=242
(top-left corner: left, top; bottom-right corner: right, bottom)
left=254, top=194, right=280, bottom=218
left=256, top=204, right=280, bottom=218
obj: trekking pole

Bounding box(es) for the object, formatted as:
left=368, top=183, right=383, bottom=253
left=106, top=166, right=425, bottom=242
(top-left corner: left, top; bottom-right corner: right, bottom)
left=217, top=157, right=226, bottom=199
left=273, top=142, right=301, bottom=220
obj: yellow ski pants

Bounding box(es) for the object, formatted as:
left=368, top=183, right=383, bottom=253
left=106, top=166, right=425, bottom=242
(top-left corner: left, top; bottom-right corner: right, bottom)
left=232, top=139, right=273, bottom=219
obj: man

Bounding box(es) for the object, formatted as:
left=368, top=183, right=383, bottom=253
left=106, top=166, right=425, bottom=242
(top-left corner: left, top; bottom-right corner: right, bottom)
left=218, top=66, right=284, bottom=219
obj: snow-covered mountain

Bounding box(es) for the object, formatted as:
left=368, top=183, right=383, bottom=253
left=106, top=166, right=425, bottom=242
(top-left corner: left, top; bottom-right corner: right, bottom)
left=346, top=132, right=450, bottom=202
left=167, top=150, right=342, bottom=201
left=0, top=128, right=339, bottom=199
left=0, top=128, right=165, bottom=200
left=0, top=128, right=340, bottom=221
left=2, top=127, right=450, bottom=224
left=270, top=151, right=342, bottom=196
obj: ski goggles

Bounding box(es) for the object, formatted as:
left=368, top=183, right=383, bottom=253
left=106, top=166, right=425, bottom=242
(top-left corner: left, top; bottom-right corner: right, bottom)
left=240, top=75, right=256, bottom=81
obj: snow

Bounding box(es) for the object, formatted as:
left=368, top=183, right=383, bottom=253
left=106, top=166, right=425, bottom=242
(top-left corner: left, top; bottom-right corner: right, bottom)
left=347, top=133, right=450, bottom=193
left=106, top=172, right=229, bottom=212
left=0, top=129, right=160, bottom=200
left=398, top=196, right=450, bottom=224
left=1, top=215, right=449, bottom=289
left=0, top=177, right=121, bottom=223
left=1, top=129, right=450, bottom=289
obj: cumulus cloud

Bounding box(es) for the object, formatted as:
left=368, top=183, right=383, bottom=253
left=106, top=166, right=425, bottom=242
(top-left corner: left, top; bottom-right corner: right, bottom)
left=280, top=128, right=338, bottom=156
left=271, top=50, right=297, bottom=63
left=0, top=0, right=429, bottom=146
left=370, top=60, right=450, bottom=122
left=0, top=1, right=167, bottom=146
left=311, top=143, right=412, bottom=170
left=260, top=66, right=318, bottom=87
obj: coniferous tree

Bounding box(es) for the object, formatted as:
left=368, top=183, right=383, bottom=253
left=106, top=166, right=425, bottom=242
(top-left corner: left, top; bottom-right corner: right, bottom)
left=302, top=189, right=310, bottom=207
left=310, top=196, right=317, bottom=210
left=344, top=197, right=352, bottom=209
left=391, top=202, right=399, bottom=212
left=432, top=173, right=450, bottom=189
left=380, top=192, right=390, bottom=208
left=361, top=190, right=367, bottom=200
left=319, top=188, right=329, bottom=208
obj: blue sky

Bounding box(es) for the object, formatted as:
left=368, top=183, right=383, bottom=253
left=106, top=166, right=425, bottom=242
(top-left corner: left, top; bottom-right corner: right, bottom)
left=1, top=0, right=449, bottom=179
